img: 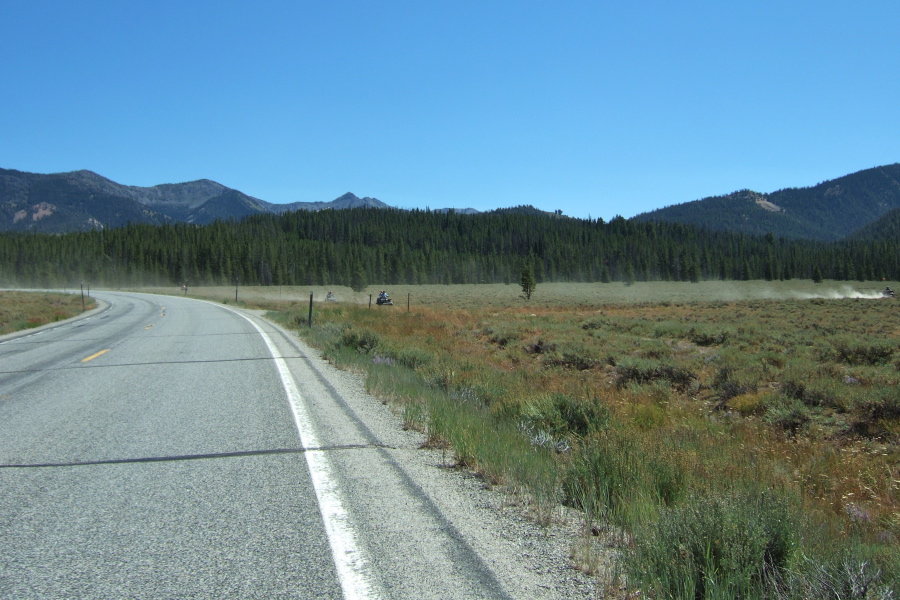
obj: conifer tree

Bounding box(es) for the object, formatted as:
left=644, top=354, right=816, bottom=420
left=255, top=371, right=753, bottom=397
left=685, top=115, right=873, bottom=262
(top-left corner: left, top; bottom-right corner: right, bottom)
left=520, top=261, right=536, bottom=300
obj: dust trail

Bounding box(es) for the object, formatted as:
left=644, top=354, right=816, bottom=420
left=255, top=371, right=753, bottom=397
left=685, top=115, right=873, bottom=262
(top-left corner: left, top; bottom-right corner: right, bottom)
left=784, top=285, right=886, bottom=300
left=710, top=284, right=892, bottom=302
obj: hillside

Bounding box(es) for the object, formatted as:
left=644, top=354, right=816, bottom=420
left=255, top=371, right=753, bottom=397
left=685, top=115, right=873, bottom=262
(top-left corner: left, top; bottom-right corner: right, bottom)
left=0, top=168, right=390, bottom=232
left=848, top=206, right=900, bottom=241
left=631, top=164, right=900, bottom=241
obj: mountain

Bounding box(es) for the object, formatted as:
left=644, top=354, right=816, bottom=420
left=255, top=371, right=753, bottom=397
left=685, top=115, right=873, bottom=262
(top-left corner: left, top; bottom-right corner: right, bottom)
left=847, top=206, right=900, bottom=242
left=631, top=164, right=900, bottom=241
left=271, top=192, right=390, bottom=213
left=0, top=168, right=391, bottom=232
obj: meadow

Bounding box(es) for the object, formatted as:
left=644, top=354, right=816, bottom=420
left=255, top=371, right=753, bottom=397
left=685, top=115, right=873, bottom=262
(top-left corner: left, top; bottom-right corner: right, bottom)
left=239, top=280, right=896, bottom=599
left=59, top=281, right=900, bottom=597
left=0, top=290, right=95, bottom=336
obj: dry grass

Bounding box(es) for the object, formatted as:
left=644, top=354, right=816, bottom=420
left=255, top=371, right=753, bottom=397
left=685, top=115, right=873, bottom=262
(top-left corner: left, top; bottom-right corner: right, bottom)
left=132, top=278, right=898, bottom=308
left=0, top=291, right=95, bottom=336
left=146, top=280, right=900, bottom=594
left=165, top=280, right=900, bottom=526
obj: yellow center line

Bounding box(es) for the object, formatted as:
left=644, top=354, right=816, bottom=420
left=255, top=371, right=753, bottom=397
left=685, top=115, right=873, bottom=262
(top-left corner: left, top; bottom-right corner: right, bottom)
left=82, top=349, right=110, bottom=363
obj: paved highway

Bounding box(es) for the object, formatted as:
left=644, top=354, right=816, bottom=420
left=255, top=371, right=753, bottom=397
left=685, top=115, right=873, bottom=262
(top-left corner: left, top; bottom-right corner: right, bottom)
left=0, top=292, right=582, bottom=599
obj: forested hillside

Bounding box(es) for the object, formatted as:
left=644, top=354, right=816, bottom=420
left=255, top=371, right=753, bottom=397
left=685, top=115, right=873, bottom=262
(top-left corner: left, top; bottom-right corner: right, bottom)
left=848, top=207, right=900, bottom=242
left=1, top=208, right=897, bottom=288
left=632, top=163, right=900, bottom=241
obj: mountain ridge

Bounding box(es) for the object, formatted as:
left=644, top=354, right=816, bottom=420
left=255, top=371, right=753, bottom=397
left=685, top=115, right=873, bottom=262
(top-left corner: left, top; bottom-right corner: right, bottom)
left=0, top=168, right=398, bottom=232
left=5, top=164, right=900, bottom=239
left=631, top=163, right=900, bottom=241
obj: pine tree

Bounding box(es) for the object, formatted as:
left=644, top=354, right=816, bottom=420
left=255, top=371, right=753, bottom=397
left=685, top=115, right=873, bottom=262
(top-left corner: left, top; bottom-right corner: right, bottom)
left=623, top=262, right=636, bottom=286
left=520, top=262, right=536, bottom=300
left=812, top=265, right=823, bottom=283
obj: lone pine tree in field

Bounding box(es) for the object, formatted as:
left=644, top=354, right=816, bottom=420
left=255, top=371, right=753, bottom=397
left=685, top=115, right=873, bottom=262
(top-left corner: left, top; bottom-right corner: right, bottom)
left=520, top=263, right=536, bottom=300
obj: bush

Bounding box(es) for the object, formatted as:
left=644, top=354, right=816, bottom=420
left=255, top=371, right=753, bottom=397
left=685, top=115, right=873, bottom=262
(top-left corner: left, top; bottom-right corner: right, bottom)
left=581, top=319, right=609, bottom=331
left=769, top=552, right=897, bottom=600
left=831, top=338, right=896, bottom=366
left=545, top=345, right=601, bottom=370
left=764, top=395, right=811, bottom=434
left=391, top=347, right=433, bottom=370
left=713, top=366, right=758, bottom=404
left=688, top=326, right=730, bottom=347
left=632, top=489, right=796, bottom=599
left=338, top=328, right=380, bottom=353
left=615, top=360, right=696, bottom=392
left=525, top=338, right=556, bottom=354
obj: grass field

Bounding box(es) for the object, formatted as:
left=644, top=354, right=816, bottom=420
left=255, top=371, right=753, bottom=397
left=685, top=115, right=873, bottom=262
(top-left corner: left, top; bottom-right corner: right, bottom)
left=44, top=281, right=900, bottom=597
left=254, top=280, right=900, bottom=598
left=144, top=279, right=900, bottom=309
left=0, top=290, right=95, bottom=336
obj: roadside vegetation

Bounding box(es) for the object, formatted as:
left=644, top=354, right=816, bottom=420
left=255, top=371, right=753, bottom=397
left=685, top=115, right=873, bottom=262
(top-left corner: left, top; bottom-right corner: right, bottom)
left=258, top=281, right=900, bottom=599
left=0, top=291, right=95, bottom=336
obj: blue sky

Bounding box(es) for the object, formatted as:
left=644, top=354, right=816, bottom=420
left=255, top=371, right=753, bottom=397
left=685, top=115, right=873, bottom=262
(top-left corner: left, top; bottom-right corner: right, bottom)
left=1, top=1, right=897, bottom=220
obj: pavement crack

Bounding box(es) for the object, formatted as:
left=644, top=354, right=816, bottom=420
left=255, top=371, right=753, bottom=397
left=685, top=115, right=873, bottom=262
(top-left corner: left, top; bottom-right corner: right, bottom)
left=0, top=355, right=308, bottom=375
left=0, top=443, right=394, bottom=469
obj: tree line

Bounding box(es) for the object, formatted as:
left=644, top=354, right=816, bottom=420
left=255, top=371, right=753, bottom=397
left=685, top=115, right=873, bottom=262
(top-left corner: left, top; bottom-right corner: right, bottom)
left=0, top=208, right=898, bottom=288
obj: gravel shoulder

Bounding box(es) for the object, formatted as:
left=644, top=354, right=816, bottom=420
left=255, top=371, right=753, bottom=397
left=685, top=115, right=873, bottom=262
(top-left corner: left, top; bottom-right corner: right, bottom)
left=252, top=309, right=607, bottom=599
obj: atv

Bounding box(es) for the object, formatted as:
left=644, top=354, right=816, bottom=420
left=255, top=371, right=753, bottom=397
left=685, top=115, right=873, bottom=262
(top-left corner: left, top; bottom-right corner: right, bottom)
left=883, top=288, right=895, bottom=299
left=376, top=294, right=394, bottom=306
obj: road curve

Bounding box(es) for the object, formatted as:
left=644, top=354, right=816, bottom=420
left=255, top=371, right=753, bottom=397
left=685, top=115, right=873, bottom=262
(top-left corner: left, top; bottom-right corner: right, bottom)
left=0, top=291, right=594, bottom=599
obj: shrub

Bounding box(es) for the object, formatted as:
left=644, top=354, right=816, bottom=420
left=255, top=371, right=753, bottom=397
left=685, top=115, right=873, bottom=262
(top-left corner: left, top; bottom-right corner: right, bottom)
left=525, top=338, right=556, bottom=354
left=632, top=489, right=796, bottom=599
left=764, top=395, right=811, bottom=434
left=391, top=347, right=433, bottom=370
left=338, top=328, right=380, bottom=353
left=581, top=319, right=609, bottom=331
left=518, top=394, right=610, bottom=444
left=545, top=345, right=600, bottom=370
left=769, top=553, right=897, bottom=600
left=831, top=337, right=896, bottom=366
left=688, top=326, right=730, bottom=347
left=550, top=394, right=610, bottom=437
left=615, top=360, right=696, bottom=392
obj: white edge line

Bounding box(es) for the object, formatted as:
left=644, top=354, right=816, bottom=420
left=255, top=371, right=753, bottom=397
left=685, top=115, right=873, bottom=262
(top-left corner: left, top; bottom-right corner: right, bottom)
left=223, top=306, right=380, bottom=600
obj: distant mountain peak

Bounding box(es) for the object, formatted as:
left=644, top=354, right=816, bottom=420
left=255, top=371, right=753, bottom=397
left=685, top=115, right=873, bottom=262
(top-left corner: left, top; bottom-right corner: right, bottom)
left=0, top=168, right=395, bottom=232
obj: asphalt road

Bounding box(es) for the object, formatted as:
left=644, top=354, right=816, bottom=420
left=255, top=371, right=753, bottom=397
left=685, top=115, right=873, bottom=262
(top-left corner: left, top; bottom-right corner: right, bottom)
left=0, top=292, right=566, bottom=599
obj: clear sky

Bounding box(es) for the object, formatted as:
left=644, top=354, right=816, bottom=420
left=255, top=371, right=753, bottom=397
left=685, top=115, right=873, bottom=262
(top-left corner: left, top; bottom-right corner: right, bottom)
left=1, top=1, right=897, bottom=220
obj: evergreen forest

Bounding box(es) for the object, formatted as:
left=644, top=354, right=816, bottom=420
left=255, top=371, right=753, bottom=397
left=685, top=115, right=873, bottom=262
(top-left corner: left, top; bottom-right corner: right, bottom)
left=1, top=208, right=898, bottom=288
